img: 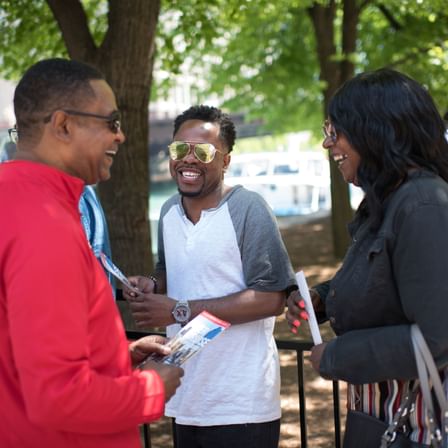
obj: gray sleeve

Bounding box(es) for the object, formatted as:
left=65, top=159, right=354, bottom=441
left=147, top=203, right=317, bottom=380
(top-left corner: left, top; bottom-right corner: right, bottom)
left=227, top=189, right=296, bottom=292
left=320, top=203, right=448, bottom=384
left=155, top=197, right=178, bottom=273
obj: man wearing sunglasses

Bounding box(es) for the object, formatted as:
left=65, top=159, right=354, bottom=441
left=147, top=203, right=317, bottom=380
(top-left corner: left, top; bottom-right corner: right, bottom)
left=125, top=105, right=296, bottom=448
left=0, top=58, right=184, bottom=448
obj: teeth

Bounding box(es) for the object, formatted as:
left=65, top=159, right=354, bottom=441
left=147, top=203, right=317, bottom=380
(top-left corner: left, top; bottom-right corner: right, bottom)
left=333, top=154, right=348, bottom=166
left=105, top=151, right=116, bottom=157
left=182, top=170, right=200, bottom=179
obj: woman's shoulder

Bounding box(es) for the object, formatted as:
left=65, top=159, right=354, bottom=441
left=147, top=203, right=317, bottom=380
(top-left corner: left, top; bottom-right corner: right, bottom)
left=395, top=171, right=448, bottom=205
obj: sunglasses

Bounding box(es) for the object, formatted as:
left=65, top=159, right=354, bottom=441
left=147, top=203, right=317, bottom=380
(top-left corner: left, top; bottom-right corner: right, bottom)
left=43, top=109, right=122, bottom=134
left=168, top=141, right=224, bottom=164
left=322, top=119, right=337, bottom=143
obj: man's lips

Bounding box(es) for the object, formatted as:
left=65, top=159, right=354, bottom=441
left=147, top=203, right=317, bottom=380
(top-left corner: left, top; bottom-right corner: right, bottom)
left=176, top=167, right=202, bottom=181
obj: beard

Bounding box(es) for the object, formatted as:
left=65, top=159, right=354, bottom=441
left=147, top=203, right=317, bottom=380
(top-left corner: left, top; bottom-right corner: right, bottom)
left=178, top=187, right=202, bottom=198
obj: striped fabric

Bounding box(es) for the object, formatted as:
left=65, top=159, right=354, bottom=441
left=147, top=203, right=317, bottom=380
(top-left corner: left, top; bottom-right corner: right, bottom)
left=347, top=368, right=448, bottom=445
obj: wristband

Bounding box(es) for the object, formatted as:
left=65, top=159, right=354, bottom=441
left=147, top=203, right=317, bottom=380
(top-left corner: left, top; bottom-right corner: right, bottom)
left=148, top=275, right=158, bottom=293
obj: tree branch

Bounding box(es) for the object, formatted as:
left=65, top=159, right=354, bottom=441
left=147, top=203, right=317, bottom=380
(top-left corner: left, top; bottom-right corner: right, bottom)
left=376, top=3, right=402, bottom=31
left=46, top=0, right=97, bottom=61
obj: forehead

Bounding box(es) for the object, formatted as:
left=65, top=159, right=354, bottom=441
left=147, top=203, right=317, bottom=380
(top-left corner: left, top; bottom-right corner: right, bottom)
left=88, top=79, right=118, bottom=112
left=175, top=119, right=221, bottom=142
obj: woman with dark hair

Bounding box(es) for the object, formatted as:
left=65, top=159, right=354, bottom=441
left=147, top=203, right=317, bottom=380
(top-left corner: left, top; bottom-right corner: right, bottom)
left=287, top=68, right=448, bottom=447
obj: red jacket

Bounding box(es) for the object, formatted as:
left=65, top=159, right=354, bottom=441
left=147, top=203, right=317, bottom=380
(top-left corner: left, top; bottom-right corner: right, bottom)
left=0, top=161, right=164, bottom=447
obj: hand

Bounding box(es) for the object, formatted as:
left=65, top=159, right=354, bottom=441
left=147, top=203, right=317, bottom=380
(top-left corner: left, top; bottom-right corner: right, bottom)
left=123, top=275, right=156, bottom=299
left=140, top=360, right=184, bottom=401
left=127, top=292, right=176, bottom=328
left=310, top=342, right=327, bottom=374
left=129, top=335, right=171, bottom=368
left=285, top=290, right=309, bottom=334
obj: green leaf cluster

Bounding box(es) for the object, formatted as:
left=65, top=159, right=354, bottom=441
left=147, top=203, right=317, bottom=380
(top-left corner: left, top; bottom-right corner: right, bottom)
left=154, top=0, right=448, bottom=133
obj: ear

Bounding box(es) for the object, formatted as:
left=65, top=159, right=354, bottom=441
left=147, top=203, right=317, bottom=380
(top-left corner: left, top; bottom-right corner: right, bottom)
left=223, top=153, right=231, bottom=171
left=49, top=110, right=72, bottom=143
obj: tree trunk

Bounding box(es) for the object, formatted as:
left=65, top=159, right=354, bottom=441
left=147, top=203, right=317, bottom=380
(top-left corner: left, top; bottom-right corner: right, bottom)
left=46, top=0, right=160, bottom=330
left=308, top=0, right=361, bottom=259
left=46, top=0, right=160, bottom=277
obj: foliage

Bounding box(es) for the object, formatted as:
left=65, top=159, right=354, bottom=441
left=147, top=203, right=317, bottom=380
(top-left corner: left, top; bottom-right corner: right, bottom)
left=155, top=0, right=448, bottom=133
left=2, top=1, right=446, bottom=130
left=0, top=0, right=107, bottom=80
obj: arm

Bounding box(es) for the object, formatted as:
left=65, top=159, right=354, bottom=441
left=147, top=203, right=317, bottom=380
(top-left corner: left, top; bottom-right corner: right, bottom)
left=125, top=286, right=286, bottom=328
left=7, top=217, right=173, bottom=433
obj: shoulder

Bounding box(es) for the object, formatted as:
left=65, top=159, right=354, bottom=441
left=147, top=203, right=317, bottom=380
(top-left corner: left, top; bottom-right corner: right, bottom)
left=225, top=185, right=271, bottom=211
left=391, top=172, right=448, bottom=211
left=159, top=194, right=180, bottom=219
left=385, top=172, right=448, bottom=231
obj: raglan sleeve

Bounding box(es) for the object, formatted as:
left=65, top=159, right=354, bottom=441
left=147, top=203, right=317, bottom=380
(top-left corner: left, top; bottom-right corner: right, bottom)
left=230, top=190, right=296, bottom=292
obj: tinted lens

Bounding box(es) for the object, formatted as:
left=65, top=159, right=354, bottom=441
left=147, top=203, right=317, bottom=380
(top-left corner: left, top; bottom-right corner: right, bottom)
left=169, top=142, right=190, bottom=160
left=108, top=119, right=121, bottom=133
left=194, top=143, right=216, bottom=163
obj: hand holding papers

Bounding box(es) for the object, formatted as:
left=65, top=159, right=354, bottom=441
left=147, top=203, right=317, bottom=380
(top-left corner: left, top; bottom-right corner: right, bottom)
left=99, top=252, right=139, bottom=294
left=295, top=271, right=323, bottom=345
left=139, top=311, right=230, bottom=368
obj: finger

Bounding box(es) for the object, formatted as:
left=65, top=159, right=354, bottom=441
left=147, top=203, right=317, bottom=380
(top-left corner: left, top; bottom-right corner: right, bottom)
left=135, top=319, right=153, bottom=329
left=128, top=301, right=148, bottom=312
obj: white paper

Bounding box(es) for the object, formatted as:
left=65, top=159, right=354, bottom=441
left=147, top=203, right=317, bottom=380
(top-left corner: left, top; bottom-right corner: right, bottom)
left=139, top=311, right=230, bottom=367
left=295, top=271, right=322, bottom=345
left=99, top=252, right=139, bottom=293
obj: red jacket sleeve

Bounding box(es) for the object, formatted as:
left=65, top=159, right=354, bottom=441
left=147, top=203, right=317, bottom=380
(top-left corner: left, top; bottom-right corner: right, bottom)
left=4, top=200, right=165, bottom=433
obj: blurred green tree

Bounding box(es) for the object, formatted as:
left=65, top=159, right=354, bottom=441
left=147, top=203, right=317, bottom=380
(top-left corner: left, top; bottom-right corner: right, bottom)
left=155, top=0, right=448, bottom=257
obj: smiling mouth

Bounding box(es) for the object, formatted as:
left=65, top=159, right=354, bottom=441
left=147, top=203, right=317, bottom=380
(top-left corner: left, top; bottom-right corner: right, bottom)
left=333, top=154, right=348, bottom=167
left=105, top=150, right=117, bottom=159
left=179, top=169, right=201, bottom=180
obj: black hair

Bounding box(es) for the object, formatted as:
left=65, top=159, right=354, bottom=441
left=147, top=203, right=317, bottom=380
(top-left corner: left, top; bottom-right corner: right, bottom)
left=14, top=58, right=105, bottom=141
left=173, top=105, right=237, bottom=152
left=329, top=68, right=448, bottom=230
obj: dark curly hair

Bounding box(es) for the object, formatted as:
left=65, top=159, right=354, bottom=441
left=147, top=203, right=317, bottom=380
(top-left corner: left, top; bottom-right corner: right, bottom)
left=329, top=68, right=448, bottom=230
left=173, top=105, right=236, bottom=152
left=14, top=58, right=105, bottom=141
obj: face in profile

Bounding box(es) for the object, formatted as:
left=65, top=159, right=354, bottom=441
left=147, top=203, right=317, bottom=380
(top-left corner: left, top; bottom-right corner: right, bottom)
left=322, top=121, right=361, bottom=186
left=67, top=79, right=125, bottom=185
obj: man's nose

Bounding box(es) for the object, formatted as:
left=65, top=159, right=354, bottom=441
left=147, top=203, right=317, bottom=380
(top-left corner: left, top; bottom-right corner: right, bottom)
left=183, top=145, right=198, bottom=162
left=116, top=128, right=126, bottom=144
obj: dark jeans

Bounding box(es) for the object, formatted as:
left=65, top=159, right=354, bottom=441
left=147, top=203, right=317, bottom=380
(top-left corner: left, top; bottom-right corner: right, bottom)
left=173, top=419, right=281, bottom=448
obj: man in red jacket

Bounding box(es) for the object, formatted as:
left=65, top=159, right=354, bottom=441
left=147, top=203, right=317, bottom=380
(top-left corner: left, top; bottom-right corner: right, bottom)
left=0, top=58, right=183, bottom=448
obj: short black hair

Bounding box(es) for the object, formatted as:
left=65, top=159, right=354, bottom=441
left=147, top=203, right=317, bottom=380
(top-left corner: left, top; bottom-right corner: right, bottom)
left=329, top=68, right=448, bottom=229
left=173, top=105, right=237, bottom=152
left=14, top=58, right=105, bottom=141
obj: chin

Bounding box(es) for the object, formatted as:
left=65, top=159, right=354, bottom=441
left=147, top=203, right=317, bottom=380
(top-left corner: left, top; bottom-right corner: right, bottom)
left=178, top=188, right=202, bottom=198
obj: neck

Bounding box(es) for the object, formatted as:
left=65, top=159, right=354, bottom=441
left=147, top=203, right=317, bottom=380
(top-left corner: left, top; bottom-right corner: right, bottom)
left=182, top=184, right=231, bottom=224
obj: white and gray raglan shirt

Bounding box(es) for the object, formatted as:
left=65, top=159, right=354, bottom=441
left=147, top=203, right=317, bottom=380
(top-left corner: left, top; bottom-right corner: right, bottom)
left=156, top=185, right=296, bottom=426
